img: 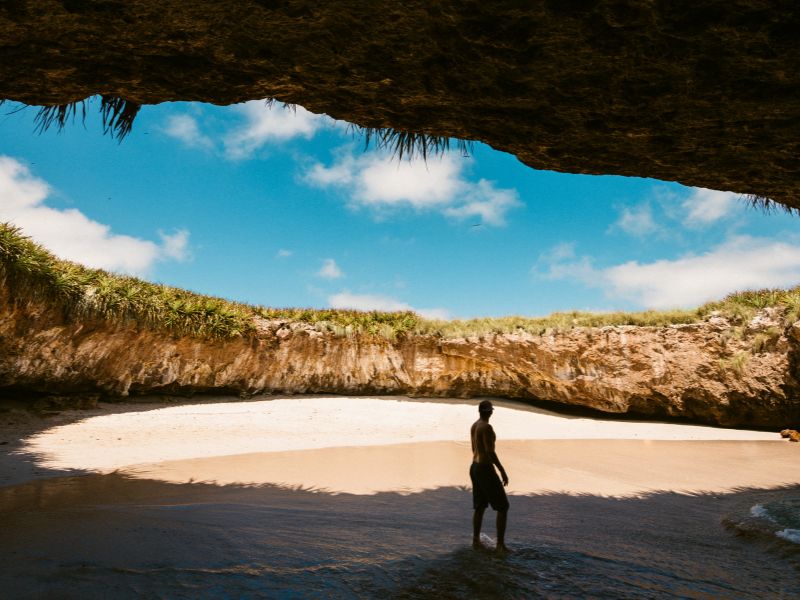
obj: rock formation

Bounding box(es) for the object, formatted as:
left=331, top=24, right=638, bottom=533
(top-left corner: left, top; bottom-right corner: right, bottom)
left=780, top=429, right=800, bottom=442
left=2, top=2, right=800, bottom=208
left=2, top=282, right=798, bottom=429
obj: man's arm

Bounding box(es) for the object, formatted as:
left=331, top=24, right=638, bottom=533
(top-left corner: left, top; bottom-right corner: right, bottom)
left=487, top=426, right=509, bottom=486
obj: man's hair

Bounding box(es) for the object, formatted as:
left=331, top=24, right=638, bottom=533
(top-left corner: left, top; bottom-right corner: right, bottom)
left=478, top=400, right=494, bottom=414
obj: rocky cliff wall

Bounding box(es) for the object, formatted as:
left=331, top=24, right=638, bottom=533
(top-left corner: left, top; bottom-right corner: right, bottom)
left=2, top=1, right=800, bottom=208
left=2, top=286, right=798, bottom=428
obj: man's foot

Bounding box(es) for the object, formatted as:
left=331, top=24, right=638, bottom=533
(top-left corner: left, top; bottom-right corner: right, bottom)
left=472, top=538, right=488, bottom=550
left=495, top=543, right=510, bottom=555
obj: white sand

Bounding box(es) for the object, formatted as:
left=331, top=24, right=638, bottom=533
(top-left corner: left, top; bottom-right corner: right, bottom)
left=22, top=395, right=778, bottom=472
left=16, top=395, right=796, bottom=497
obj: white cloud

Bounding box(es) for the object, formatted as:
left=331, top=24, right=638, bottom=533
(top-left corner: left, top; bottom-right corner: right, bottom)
left=159, top=229, right=191, bottom=261
left=612, top=203, right=659, bottom=237
left=535, top=242, right=596, bottom=284
left=328, top=292, right=451, bottom=320
left=162, top=114, right=213, bottom=149
left=682, top=188, right=740, bottom=227
left=305, top=150, right=521, bottom=226
left=224, top=101, right=325, bottom=159
left=277, top=249, right=293, bottom=258
left=604, top=236, right=800, bottom=308
left=317, top=258, right=343, bottom=279
left=441, top=180, right=521, bottom=227
left=536, top=235, right=800, bottom=309
left=0, top=156, right=189, bottom=275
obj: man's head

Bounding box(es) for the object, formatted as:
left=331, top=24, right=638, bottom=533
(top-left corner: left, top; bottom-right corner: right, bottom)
left=478, top=400, right=494, bottom=418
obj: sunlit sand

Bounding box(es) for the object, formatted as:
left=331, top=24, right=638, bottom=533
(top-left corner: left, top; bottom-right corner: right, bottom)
left=18, top=395, right=795, bottom=496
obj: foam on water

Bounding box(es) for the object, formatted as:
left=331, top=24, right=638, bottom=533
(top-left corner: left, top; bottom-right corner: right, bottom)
left=776, top=529, right=800, bottom=544
left=749, top=503, right=773, bottom=521
left=746, top=499, right=800, bottom=545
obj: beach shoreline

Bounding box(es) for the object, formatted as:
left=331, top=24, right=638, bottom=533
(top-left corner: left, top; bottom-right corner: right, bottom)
left=1, top=394, right=794, bottom=494
left=1, top=394, right=798, bottom=598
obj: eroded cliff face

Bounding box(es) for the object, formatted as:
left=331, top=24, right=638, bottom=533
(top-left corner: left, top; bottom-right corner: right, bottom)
left=2, top=288, right=798, bottom=428
left=2, top=2, right=800, bottom=207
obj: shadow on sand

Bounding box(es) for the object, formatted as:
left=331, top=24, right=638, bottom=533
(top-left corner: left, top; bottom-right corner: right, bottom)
left=1, top=473, right=798, bottom=599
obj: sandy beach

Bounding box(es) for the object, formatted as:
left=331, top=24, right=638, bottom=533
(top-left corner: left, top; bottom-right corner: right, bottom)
left=1, top=395, right=798, bottom=598
left=10, top=395, right=796, bottom=495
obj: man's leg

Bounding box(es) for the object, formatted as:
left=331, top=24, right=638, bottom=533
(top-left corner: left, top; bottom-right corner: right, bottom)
left=496, top=510, right=508, bottom=552
left=472, top=507, right=486, bottom=548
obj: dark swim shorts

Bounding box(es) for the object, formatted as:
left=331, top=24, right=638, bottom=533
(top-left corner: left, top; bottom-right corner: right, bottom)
left=470, top=462, right=509, bottom=511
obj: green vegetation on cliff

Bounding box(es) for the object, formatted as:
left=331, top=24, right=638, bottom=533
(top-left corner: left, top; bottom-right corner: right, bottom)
left=2, top=223, right=799, bottom=340
left=0, top=224, right=255, bottom=338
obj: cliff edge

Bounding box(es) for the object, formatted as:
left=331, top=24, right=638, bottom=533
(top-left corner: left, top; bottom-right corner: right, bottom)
left=2, top=225, right=798, bottom=428
left=3, top=284, right=800, bottom=428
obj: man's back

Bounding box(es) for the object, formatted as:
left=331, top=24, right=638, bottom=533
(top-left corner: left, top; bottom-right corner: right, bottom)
left=471, top=419, right=495, bottom=464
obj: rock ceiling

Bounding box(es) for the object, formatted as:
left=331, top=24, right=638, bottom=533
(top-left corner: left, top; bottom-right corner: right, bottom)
left=1, top=1, right=799, bottom=209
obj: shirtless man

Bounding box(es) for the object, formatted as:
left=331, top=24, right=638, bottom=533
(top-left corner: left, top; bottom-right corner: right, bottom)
left=470, top=399, right=509, bottom=553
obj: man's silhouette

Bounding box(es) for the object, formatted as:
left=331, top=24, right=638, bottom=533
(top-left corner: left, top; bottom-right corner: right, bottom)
left=470, top=400, right=509, bottom=553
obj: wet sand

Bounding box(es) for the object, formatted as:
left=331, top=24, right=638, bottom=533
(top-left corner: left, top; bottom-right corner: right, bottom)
left=1, top=395, right=798, bottom=598
left=125, top=439, right=799, bottom=497
left=1, top=473, right=798, bottom=598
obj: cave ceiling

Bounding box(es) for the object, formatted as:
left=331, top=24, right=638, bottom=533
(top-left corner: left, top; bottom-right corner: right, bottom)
left=1, top=1, right=799, bottom=210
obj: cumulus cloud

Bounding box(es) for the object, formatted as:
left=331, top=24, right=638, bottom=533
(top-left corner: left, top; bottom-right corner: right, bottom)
left=317, top=258, right=343, bottom=279
left=536, top=236, right=800, bottom=309
left=162, top=114, right=213, bottom=149
left=612, top=203, right=659, bottom=237
left=328, top=292, right=451, bottom=320
left=224, top=101, right=325, bottom=159
left=0, top=156, right=189, bottom=275
left=681, top=187, right=740, bottom=227
left=305, top=151, right=521, bottom=226
left=159, top=229, right=191, bottom=261
left=277, top=249, right=293, bottom=258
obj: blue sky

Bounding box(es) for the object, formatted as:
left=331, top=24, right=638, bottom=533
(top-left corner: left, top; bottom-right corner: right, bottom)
left=2, top=97, right=800, bottom=319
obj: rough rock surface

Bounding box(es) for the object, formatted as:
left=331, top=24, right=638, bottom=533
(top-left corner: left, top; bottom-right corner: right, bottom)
left=2, top=2, right=800, bottom=207
left=1, top=289, right=798, bottom=429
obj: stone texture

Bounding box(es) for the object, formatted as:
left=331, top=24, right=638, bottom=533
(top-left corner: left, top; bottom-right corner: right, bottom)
left=1, top=2, right=800, bottom=208
left=1, top=286, right=798, bottom=429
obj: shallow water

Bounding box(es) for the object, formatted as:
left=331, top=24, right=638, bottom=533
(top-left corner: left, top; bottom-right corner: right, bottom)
left=1, top=474, right=798, bottom=599
left=725, top=497, right=800, bottom=552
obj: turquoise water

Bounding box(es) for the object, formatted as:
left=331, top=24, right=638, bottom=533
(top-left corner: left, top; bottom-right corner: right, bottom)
left=1, top=475, right=798, bottom=599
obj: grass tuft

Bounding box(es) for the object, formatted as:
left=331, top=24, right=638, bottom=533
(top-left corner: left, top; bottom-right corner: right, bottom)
left=258, top=307, right=420, bottom=337
left=34, top=101, right=88, bottom=134
left=30, top=96, right=140, bottom=141
left=99, top=95, right=141, bottom=140
left=751, top=326, right=782, bottom=353
left=719, top=351, right=750, bottom=377
left=740, top=193, right=800, bottom=216
left=698, top=286, right=800, bottom=325
left=353, top=125, right=473, bottom=161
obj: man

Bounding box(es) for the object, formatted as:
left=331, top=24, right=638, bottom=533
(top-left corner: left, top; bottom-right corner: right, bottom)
left=470, top=399, right=509, bottom=553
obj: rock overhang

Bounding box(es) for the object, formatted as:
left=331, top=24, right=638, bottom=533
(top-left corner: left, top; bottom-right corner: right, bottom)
left=1, top=1, right=799, bottom=209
